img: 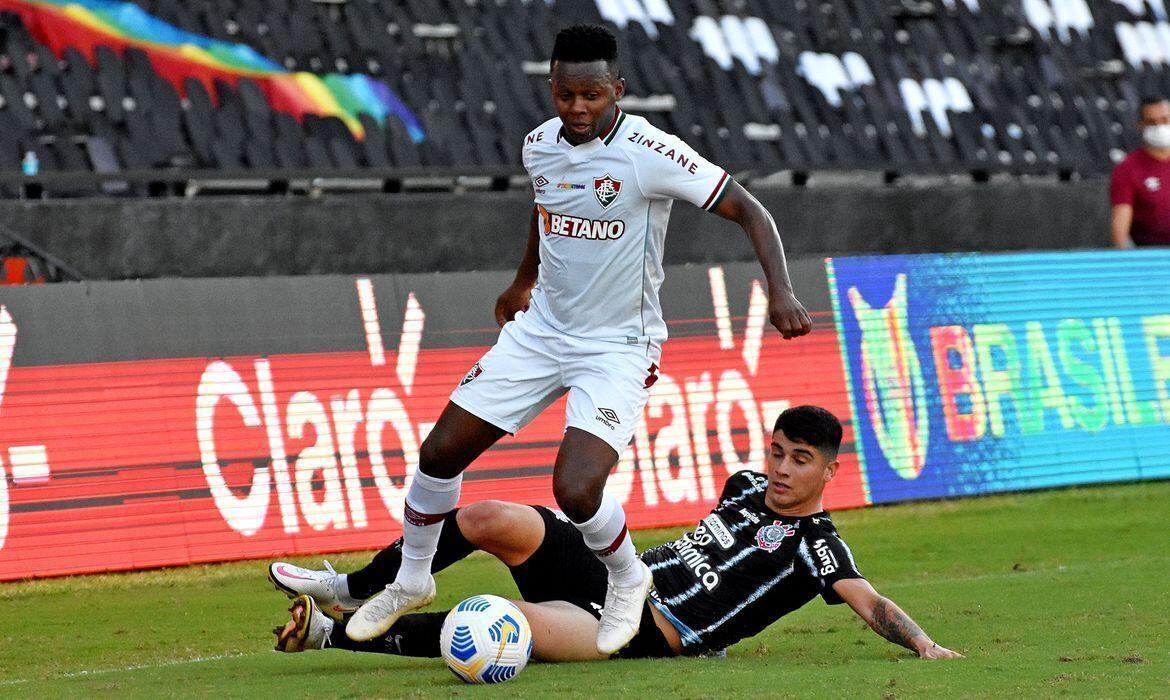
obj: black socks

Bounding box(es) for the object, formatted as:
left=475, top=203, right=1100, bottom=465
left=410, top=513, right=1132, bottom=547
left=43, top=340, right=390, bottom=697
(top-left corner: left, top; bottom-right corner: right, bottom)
left=328, top=612, right=447, bottom=658
left=345, top=508, right=476, bottom=600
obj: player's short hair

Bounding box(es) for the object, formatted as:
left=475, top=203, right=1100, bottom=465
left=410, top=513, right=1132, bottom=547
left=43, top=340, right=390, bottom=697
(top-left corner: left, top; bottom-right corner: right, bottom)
left=1139, top=96, right=1169, bottom=117
left=550, top=24, right=618, bottom=75
left=774, top=406, right=843, bottom=460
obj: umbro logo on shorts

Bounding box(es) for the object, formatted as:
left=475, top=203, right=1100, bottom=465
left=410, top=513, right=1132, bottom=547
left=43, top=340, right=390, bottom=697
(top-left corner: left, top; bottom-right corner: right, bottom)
left=595, top=407, right=620, bottom=430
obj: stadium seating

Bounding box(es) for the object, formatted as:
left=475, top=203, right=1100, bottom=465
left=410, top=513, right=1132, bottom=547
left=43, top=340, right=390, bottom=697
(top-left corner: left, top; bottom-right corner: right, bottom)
left=1, top=0, right=1168, bottom=193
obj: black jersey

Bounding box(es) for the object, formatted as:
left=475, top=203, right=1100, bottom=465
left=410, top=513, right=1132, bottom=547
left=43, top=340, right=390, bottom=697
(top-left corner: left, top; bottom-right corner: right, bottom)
left=640, top=470, right=865, bottom=655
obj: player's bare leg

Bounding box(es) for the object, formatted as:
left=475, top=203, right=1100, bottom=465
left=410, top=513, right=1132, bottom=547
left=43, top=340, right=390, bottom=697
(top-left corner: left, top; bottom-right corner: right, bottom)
left=552, top=428, right=651, bottom=654
left=518, top=601, right=682, bottom=661
left=454, top=500, right=547, bottom=566
left=346, top=402, right=506, bottom=641
left=516, top=600, right=609, bottom=662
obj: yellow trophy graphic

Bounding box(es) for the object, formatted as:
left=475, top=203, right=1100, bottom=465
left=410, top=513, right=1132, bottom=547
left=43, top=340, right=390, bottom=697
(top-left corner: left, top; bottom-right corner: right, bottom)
left=847, top=274, right=930, bottom=479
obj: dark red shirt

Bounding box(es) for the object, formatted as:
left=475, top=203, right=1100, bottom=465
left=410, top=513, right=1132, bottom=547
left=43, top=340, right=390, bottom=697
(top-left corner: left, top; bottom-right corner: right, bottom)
left=1111, top=149, right=1170, bottom=245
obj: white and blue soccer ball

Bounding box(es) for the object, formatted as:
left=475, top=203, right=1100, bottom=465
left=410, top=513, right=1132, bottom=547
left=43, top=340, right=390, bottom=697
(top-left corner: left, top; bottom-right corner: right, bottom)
left=440, top=594, right=533, bottom=684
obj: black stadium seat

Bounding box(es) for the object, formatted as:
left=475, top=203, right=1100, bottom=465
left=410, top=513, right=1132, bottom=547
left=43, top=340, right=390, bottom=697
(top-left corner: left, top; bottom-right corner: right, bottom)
left=0, top=0, right=1166, bottom=191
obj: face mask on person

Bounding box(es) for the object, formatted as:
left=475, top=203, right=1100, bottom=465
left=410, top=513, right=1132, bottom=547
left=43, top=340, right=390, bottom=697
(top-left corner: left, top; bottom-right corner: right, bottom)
left=1143, top=124, right=1170, bottom=148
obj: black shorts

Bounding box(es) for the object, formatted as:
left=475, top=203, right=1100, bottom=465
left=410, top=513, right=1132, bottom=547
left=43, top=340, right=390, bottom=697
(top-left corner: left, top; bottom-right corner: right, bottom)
left=507, top=506, right=675, bottom=660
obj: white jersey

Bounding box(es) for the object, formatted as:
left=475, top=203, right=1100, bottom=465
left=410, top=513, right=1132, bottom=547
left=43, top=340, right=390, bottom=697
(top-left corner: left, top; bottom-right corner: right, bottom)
left=521, top=107, right=731, bottom=348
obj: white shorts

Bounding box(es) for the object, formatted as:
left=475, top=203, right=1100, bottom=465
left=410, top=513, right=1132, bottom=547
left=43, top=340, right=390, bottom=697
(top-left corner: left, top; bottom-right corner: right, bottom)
left=449, top=313, right=661, bottom=455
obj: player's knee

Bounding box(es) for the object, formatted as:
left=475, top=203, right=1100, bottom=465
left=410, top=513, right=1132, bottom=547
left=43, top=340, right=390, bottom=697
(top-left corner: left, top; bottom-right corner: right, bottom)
left=417, top=435, right=460, bottom=479
left=552, top=479, right=601, bottom=523
left=456, top=501, right=512, bottom=547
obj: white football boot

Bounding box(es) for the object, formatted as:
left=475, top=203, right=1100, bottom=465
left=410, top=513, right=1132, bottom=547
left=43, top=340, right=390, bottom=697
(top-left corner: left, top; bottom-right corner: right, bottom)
left=345, top=574, right=436, bottom=642
left=267, top=560, right=359, bottom=621
left=596, top=560, right=653, bottom=655
left=274, top=594, right=334, bottom=652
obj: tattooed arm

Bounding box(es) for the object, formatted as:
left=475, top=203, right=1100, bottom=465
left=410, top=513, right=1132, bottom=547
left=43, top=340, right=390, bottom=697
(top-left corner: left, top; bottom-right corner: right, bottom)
left=832, top=578, right=962, bottom=659
left=869, top=597, right=932, bottom=652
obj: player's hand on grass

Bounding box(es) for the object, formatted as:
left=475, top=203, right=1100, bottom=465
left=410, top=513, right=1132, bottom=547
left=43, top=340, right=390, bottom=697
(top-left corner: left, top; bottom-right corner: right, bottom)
left=495, top=283, right=533, bottom=326
left=768, top=291, right=813, bottom=339
left=916, top=641, right=963, bottom=660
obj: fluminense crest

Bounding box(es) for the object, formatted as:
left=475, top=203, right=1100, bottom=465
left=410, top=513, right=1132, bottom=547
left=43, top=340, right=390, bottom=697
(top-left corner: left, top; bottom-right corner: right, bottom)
left=594, top=174, right=622, bottom=208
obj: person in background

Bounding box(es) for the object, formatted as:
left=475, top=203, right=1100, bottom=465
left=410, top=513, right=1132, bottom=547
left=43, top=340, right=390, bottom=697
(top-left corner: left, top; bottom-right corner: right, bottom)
left=1111, top=97, right=1170, bottom=248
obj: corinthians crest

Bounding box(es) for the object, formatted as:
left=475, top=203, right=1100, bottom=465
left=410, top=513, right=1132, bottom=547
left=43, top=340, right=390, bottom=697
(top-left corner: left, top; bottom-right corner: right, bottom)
left=847, top=274, right=930, bottom=480
left=594, top=173, right=622, bottom=209
left=755, top=521, right=797, bottom=552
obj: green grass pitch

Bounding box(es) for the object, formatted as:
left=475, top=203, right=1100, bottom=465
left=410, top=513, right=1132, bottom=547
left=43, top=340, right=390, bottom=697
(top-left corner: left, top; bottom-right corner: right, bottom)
left=1, top=482, right=1167, bottom=698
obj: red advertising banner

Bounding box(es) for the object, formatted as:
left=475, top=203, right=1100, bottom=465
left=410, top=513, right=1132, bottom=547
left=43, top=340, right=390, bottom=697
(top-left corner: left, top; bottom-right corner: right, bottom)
left=0, top=267, right=863, bottom=580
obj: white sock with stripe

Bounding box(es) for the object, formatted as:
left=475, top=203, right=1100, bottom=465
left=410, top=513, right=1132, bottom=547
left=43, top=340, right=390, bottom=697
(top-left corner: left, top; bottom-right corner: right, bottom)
left=572, top=492, right=644, bottom=588
left=394, top=472, right=462, bottom=593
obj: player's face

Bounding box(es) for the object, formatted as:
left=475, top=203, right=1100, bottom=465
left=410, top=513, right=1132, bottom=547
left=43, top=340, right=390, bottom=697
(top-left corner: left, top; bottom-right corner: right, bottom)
left=763, top=430, right=838, bottom=514
left=549, top=60, right=625, bottom=145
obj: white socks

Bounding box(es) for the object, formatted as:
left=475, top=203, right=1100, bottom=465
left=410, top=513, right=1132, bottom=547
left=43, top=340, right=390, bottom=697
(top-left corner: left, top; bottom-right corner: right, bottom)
left=572, top=492, right=644, bottom=588
left=394, top=472, right=462, bottom=592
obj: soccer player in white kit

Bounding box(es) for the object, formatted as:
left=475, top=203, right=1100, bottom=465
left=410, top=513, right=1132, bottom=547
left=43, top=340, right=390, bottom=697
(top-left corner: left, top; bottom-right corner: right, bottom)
left=270, top=24, right=812, bottom=655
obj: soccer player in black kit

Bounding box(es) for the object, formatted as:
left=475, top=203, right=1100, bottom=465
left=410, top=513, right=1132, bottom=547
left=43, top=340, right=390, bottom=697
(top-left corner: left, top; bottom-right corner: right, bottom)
left=272, top=406, right=961, bottom=661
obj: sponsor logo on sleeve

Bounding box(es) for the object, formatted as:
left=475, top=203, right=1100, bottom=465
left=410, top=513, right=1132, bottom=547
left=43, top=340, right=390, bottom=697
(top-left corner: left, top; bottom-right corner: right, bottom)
left=625, top=132, right=701, bottom=174
left=812, top=538, right=839, bottom=575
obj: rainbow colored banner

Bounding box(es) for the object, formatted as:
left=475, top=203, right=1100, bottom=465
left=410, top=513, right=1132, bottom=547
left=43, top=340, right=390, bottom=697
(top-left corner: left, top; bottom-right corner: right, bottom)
left=1, top=0, right=424, bottom=142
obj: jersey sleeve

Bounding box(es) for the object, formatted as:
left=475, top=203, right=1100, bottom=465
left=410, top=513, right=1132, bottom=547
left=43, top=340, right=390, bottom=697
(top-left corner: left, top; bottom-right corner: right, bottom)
left=629, top=129, right=732, bottom=212
left=521, top=120, right=555, bottom=176
left=717, top=471, right=747, bottom=501
left=1111, top=160, right=1135, bottom=206
left=521, top=137, right=534, bottom=176
left=717, top=470, right=765, bottom=503
left=802, top=529, right=865, bottom=605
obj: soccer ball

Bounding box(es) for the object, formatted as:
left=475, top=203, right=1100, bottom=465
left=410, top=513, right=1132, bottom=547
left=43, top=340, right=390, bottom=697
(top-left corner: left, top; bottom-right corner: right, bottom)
left=440, top=595, right=533, bottom=684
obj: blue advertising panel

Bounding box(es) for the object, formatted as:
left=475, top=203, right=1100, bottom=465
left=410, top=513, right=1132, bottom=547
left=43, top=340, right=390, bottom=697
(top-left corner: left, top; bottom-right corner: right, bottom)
left=826, top=250, right=1170, bottom=504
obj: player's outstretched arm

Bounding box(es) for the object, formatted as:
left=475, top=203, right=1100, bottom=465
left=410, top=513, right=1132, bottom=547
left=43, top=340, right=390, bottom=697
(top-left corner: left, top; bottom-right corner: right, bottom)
left=832, top=578, right=962, bottom=660
left=495, top=206, right=541, bottom=326
left=711, top=182, right=812, bottom=339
